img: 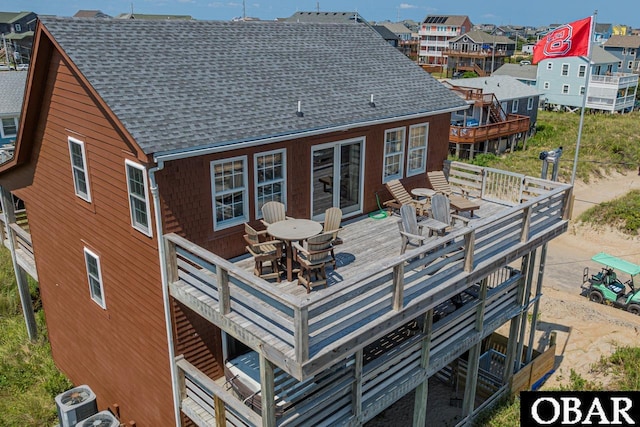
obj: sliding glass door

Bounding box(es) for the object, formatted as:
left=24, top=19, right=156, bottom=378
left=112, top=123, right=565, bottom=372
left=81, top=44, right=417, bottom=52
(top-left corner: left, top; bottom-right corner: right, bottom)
left=311, top=138, right=364, bottom=220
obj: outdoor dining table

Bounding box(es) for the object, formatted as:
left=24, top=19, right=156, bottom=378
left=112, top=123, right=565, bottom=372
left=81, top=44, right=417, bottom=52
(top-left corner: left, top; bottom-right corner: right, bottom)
left=267, top=218, right=323, bottom=282
left=410, top=187, right=436, bottom=199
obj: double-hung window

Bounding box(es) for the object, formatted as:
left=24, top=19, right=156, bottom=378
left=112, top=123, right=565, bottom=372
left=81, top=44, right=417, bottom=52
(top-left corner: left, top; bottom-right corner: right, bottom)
left=578, top=65, right=586, bottom=78
left=84, top=248, right=106, bottom=309
left=1, top=117, right=18, bottom=138
left=562, top=84, right=570, bottom=94
left=561, top=63, right=569, bottom=76
left=527, top=97, right=534, bottom=110
left=255, top=149, right=286, bottom=219
left=68, top=137, right=91, bottom=202
left=125, top=160, right=152, bottom=236
left=511, top=99, right=519, bottom=113
left=383, top=127, right=405, bottom=182
left=406, top=124, right=428, bottom=176
left=211, top=156, right=248, bottom=229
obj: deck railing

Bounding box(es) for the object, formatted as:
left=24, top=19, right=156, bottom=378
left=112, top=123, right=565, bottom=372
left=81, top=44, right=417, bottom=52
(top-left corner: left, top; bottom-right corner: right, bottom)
left=166, top=165, right=571, bottom=380
left=449, top=115, right=530, bottom=144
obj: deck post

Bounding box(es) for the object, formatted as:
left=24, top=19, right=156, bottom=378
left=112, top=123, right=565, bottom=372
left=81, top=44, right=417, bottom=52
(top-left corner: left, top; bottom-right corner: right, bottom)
left=214, top=396, right=227, bottom=427
left=462, top=278, right=488, bottom=418
left=294, top=306, right=309, bottom=362
left=217, top=266, right=230, bottom=315
left=520, top=205, right=531, bottom=243
left=259, top=354, right=276, bottom=427
left=0, top=186, right=37, bottom=341
left=526, top=243, right=547, bottom=363
left=463, top=230, right=475, bottom=272
left=392, top=263, right=404, bottom=311
left=515, top=250, right=536, bottom=369
left=504, top=275, right=526, bottom=382
left=412, top=309, right=433, bottom=427
left=352, top=349, right=363, bottom=420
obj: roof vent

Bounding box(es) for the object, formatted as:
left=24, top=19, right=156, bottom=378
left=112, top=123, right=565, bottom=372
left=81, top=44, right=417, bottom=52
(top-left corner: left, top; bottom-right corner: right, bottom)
left=296, top=101, right=304, bottom=117
left=369, top=94, right=376, bottom=108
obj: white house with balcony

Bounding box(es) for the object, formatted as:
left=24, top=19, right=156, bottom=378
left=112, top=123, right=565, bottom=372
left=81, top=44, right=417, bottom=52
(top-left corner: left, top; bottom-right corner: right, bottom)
left=418, top=15, right=472, bottom=67
left=537, top=46, right=638, bottom=113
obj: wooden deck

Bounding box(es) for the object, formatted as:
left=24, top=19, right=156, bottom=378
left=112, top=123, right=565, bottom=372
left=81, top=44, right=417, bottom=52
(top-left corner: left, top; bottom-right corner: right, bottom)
left=167, top=162, right=572, bottom=381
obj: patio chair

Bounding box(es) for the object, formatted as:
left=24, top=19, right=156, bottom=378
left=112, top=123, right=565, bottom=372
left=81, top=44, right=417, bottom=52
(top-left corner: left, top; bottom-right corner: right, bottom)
left=427, top=171, right=479, bottom=217
left=293, top=232, right=334, bottom=293
left=384, top=179, right=429, bottom=216
left=260, top=201, right=292, bottom=227
left=398, top=204, right=431, bottom=254
left=322, top=206, right=343, bottom=267
left=244, top=223, right=282, bottom=282
left=428, top=193, right=470, bottom=236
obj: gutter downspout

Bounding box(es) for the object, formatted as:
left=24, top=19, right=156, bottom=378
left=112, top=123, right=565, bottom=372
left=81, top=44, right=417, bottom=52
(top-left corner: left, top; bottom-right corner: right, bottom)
left=148, top=160, right=182, bottom=427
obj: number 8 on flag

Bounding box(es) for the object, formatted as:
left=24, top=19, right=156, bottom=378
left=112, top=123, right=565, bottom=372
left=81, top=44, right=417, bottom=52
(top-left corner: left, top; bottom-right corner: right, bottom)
left=532, top=16, right=592, bottom=64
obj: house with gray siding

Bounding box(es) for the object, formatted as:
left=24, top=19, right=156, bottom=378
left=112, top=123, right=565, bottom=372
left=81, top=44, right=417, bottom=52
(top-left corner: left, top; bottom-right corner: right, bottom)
left=537, top=46, right=638, bottom=113
left=603, top=35, right=640, bottom=74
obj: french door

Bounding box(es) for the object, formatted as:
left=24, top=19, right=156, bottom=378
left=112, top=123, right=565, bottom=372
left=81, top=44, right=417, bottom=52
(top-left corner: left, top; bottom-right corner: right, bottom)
left=311, top=138, right=364, bottom=220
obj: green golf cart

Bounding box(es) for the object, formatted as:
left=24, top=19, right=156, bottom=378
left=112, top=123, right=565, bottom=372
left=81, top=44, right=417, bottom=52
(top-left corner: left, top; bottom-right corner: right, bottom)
left=582, top=252, right=640, bottom=315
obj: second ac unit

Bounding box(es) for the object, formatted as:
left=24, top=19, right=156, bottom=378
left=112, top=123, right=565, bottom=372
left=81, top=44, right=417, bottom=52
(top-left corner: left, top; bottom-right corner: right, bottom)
left=76, top=410, right=120, bottom=427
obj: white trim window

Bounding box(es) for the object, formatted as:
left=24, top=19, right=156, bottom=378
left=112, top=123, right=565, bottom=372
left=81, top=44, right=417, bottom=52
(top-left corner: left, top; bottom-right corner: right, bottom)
left=561, top=63, right=569, bottom=76
left=407, top=123, right=428, bottom=176
left=527, top=97, right=534, bottom=110
left=84, top=248, right=106, bottom=309
left=254, top=149, right=286, bottom=219
left=543, top=81, right=550, bottom=90
left=211, top=156, right=248, bottom=229
left=1, top=117, right=18, bottom=138
left=383, top=127, right=405, bottom=182
left=125, top=160, right=152, bottom=237
left=68, top=137, right=91, bottom=202
left=511, top=99, right=519, bottom=113
left=562, top=84, right=570, bottom=94
left=578, top=65, right=586, bottom=78
left=546, top=62, right=553, bottom=70
left=579, top=86, right=585, bottom=95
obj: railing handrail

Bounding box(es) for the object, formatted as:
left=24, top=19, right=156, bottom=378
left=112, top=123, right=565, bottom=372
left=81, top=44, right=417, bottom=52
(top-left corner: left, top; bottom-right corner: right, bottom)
left=9, top=222, right=32, bottom=246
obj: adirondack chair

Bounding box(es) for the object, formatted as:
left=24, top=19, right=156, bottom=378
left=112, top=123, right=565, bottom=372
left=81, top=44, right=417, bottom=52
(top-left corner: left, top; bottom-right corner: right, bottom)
left=243, top=223, right=282, bottom=282
left=260, top=201, right=292, bottom=227
left=322, top=207, right=343, bottom=267
left=397, top=204, right=432, bottom=254
left=427, top=171, right=480, bottom=217
left=293, top=232, right=335, bottom=293
left=429, top=193, right=470, bottom=236
left=384, top=179, right=429, bottom=216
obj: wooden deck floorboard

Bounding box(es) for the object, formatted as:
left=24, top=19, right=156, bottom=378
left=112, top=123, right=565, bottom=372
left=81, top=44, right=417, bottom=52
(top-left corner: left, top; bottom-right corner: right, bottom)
left=233, top=197, right=504, bottom=294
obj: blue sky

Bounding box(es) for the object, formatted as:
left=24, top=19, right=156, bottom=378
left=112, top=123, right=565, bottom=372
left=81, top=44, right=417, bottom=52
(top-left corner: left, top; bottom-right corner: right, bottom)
left=9, top=1, right=638, bottom=28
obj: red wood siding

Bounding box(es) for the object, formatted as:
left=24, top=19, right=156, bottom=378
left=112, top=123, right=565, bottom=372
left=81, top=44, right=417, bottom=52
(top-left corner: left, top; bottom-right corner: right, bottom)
left=14, top=50, right=174, bottom=425
left=158, top=115, right=452, bottom=260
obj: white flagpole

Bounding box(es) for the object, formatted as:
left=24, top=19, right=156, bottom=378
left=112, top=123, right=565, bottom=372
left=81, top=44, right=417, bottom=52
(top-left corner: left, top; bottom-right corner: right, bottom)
left=570, top=12, right=597, bottom=185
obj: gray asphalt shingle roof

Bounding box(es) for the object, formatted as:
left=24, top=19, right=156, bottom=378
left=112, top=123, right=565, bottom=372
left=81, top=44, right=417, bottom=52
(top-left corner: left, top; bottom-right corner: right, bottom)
left=0, top=71, right=27, bottom=115
left=443, top=75, right=542, bottom=101
left=39, top=17, right=466, bottom=156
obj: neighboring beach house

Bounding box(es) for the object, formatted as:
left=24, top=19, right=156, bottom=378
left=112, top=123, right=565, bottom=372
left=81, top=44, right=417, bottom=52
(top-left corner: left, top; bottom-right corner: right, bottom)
left=0, top=71, right=26, bottom=160
left=537, top=46, right=638, bottom=113
left=603, top=35, right=640, bottom=74
left=492, top=63, right=538, bottom=87
left=0, top=16, right=571, bottom=427
left=445, top=31, right=516, bottom=77
left=442, top=75, right=539, bottom=157
left=418, top=15, right=472, bottom=69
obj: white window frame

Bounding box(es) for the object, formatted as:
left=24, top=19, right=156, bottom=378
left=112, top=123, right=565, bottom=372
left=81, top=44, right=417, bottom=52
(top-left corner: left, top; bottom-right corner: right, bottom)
left=125, top=160, right=152, bottom=237
left=68, top=136, right=91, bottom=202
left=628, top=60, right=634, bottom=70
left=511, top=99, right=519, bottom=113
left=14, top=23, right=21, bottom=32
left=578, top=65, right=586, bottom=78
left=0, top=117, right=18, bottom=138
left=84, top=247, right=106, bottom=309
left=543, top=81, right=550, bottom=90
left=382, top=127, right=406, bottom=183
left=561, top=63, right=569, bottom=76
left=579, top=86, right=585, bottom=95
left=562, top=84, right=570, bottom=94
left=546, top=62, right=553, bottom=70
left=254, top=149, right=287, bottom=219
left=406, top=123, right=429, bottom=177
left=527, top=97, right=534, bottom=110
left=211, top=156, right=248, bottom=230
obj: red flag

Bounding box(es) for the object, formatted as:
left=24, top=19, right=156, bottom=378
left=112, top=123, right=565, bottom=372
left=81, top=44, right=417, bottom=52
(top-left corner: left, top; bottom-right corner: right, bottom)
left=532, top=17, right=592, bottom=64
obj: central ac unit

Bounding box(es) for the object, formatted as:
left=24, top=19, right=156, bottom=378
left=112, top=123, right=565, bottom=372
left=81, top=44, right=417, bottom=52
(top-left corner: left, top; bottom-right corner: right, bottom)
left=75, top=410, right=120, bottom=427
left=55, top=384, right=98, bottom=427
